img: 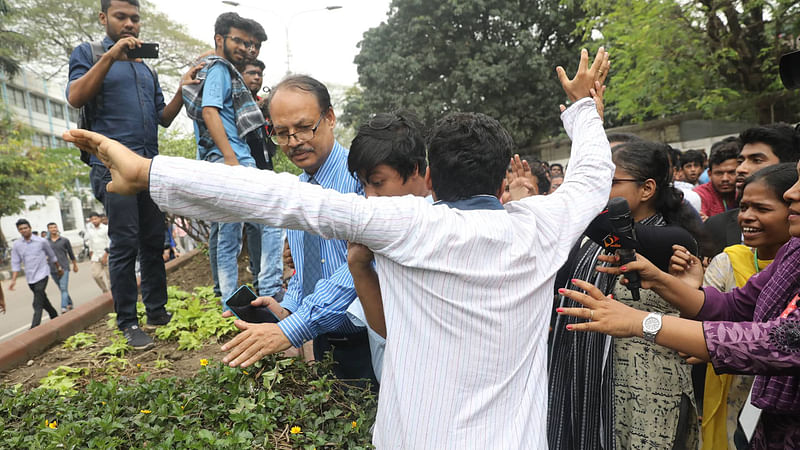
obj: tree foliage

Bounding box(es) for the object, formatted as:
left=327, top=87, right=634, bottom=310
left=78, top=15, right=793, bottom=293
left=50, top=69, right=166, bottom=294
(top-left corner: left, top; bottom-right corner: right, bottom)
left=0, top=0, right=35, bottom=76
left=342, top=0, right=587, bottom=148
left=583, top=0, right=800, bottom=124
left=7, top=0, right=208, bottom=87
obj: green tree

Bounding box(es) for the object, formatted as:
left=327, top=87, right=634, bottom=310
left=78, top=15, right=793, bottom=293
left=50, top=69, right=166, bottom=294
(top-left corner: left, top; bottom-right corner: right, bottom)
left=342, top=0, right=587, bottom=148
left=0, top=0, right=35, bottom=76
left=583, top=0, right=800, bottom=124
left=8, top=0, right=207, bottom=86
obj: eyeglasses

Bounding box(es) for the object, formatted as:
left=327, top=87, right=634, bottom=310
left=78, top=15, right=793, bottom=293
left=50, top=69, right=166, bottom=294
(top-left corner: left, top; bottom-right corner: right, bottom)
left=224, top=35, right=258, bottom=50
left=243, top=70, right=263, bottom=77
left=270, top=112, right=325, bottom=146
left=611, top=178, right=642, bottom=184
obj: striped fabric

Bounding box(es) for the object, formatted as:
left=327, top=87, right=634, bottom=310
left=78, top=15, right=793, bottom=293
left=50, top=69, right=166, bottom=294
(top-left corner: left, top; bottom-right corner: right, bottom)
left=277, top=141, right=365, bottom=346
left=149, top=97, right=613, bottom=449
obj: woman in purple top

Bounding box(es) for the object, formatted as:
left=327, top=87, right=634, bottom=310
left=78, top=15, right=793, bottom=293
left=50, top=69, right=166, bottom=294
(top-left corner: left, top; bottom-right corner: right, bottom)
left=557, top=160, right=800, bottom=449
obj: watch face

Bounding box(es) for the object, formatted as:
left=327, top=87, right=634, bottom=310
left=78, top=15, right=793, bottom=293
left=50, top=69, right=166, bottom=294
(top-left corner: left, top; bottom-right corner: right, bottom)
left=644, top=316, right=661, bottom=332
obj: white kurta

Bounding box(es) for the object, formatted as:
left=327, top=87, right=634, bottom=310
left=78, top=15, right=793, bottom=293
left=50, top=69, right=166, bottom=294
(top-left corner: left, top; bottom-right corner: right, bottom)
left=149, top=97, right=613, bottom=449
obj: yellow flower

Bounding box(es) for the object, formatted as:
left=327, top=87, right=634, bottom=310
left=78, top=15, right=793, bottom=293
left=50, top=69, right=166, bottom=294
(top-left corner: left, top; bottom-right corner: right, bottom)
left=351, top=421, right=358, bottom=429
left=48, top=420, right=57, bottom=429
left=242, top=370, right=248, bottom=375
left=101, top=401, right=106, bottom=406
left=290, top=426, right=302, bottom=434
left=200, top=359, right=209, bottom=367
left=180, top=405, right=184, bottom=410
left=136, top=363, right=142, bottom=368
left=140, top=409, right=152, bottom=414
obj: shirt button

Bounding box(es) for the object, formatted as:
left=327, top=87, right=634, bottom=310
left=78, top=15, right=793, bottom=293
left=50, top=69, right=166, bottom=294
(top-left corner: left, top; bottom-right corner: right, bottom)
left=321, top=259, right=325, bottom=264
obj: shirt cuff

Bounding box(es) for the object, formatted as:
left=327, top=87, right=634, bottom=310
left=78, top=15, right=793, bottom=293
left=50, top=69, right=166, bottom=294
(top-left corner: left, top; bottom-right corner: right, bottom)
left=277, top=312, right=316, bottom=348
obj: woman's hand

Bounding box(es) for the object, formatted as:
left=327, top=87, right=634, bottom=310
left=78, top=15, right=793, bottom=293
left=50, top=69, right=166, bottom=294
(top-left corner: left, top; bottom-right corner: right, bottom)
left=556, top=279, right=647, bottom=338
left=669, top=244, right=704, bottom=288
left=595, top=252, right=667, bottom=290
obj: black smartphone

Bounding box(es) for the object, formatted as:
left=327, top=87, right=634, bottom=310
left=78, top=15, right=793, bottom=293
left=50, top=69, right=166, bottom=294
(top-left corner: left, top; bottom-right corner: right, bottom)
left=224, top=285, right=280, bottom=323
left=127, top=43, right=159, bottom=59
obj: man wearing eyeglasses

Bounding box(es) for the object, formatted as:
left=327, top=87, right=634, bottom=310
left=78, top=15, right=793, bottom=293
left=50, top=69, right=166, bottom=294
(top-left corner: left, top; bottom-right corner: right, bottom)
left=183, top=12, right=277, bottom=306
left=235, top=74, right=376, bottom=385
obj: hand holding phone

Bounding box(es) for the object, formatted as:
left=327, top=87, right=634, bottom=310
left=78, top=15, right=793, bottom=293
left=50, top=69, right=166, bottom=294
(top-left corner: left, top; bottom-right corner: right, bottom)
left=224, top=285, right=280, bottom=323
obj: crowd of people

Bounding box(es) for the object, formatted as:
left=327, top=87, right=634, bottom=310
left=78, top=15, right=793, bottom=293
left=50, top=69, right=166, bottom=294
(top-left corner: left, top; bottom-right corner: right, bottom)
left=1, top=0, right=797, bottom=447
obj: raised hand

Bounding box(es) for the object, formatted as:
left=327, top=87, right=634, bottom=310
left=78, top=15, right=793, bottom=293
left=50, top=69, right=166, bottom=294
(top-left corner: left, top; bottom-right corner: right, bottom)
left=556, top=47, right=610, bottom=103
left=506, top=154, right=538, bottom=201
left=62, top=129, right=151, bottom=195
left=595, top=252, right=666, bottom=290
left=669, top=244, right=704, bottom=288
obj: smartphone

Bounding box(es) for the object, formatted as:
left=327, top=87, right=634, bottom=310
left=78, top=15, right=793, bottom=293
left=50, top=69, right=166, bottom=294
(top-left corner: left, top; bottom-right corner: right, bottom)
left=224, top=285, right=280, bottom=323
left=127, top=43, right=159, bottom=59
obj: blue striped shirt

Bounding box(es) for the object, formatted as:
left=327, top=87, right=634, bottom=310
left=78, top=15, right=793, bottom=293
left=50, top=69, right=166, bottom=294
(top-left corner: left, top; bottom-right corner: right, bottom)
left=278, top=141, right=365, bottom=347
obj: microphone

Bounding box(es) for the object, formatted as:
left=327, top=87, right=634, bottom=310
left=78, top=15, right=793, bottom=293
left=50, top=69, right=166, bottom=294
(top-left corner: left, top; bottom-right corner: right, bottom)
left=606, top=197, right=641, bottom=301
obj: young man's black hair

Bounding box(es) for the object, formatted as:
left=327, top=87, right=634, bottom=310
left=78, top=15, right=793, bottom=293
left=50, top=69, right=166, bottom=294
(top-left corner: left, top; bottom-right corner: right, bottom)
left=101, top=0, right=139, bottom=12
left=708, top=144, right=740, bottom=169
left=709, top=136, right=740, bottom=160
left=680, top=149, right=704, bottom=168
left=528, top=159, right=552, bottom=194
left=246, top=59, right=265, bottom=71
left=214, top=12, right=255, bottom=38
left=89, top=211, right=100, bottom=218
left=550, top=163, right=564, bottom=172
left=348, top=111, right=427, bottom=182
left=740, top=123, right=800, bottom=163
left=427, top=112, right=513, bottom=201
left=16, top=218, right=30, bottom=228
left=246, top=18, right=267, bottom=43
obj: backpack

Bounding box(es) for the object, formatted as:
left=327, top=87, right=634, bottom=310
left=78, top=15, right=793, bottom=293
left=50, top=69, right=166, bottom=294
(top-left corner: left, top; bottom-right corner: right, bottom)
left=77, top=41, right=157, bottom=166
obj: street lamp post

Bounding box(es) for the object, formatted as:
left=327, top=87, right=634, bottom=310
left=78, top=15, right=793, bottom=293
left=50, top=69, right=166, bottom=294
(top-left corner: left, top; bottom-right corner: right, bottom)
left=221, top=1, right=342, bottom=75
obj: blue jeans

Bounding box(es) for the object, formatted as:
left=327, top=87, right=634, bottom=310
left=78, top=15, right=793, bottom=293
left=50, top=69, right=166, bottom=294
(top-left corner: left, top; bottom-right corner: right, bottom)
left=51, top=271, right=74, bottom=310
left=217, top=221, right=243, bottom=302
left=208, top=222, right=221, bottom=297
left=257, top=225, right=283, bottom=297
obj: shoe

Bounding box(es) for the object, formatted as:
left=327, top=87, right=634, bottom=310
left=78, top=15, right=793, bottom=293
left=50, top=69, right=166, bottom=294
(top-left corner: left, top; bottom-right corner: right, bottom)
left=122, top=325, right=154, bottom=350
left=144, top=311, right=172, bottom=330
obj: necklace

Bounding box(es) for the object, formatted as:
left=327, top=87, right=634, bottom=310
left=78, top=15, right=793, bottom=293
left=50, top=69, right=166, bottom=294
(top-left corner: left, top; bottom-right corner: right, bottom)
left=754, top=248, right=762, bottom=273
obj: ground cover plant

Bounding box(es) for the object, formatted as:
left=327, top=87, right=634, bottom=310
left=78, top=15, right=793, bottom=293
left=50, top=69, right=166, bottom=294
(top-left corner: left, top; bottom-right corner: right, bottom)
left=0, top=253, right=377, bottom=448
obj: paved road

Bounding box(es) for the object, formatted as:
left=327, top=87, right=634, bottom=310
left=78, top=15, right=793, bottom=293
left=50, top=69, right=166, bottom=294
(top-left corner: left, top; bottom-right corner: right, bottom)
left=0, top=259, right=106, bottom=343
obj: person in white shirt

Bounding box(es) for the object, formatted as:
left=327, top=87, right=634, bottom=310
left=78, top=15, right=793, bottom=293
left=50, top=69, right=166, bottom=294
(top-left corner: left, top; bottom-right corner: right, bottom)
left=85, top=211, right=110, bottom=293
left=64, top=47, right=612, bottom=449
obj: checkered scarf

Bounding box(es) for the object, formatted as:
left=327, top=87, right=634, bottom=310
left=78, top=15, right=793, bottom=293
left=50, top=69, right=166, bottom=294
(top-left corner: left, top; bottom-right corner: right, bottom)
left=182, top=56, right=265, bottom=152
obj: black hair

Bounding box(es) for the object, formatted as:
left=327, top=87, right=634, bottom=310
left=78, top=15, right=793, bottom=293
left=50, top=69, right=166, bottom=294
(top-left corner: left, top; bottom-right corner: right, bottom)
left=550, top=163, right=564, bottom=171
left=247, top=18, right=267, bottom=42
left=741, top=163, right=799, bottom=204
left=665, top=146, right=681, bottom=169
left=427, top=112, right=513, bottom=201
left=89, top=211, right=100, bottom=218
left=606, top=132, right=643, bottom=145
left=708, top=136, right=740, bottom=166
left=348, top=111, right=427, bottom=183
left=680, top=149, right=705, bottom=168
left=47, top=222, right=57, bottom=227
left=267, top=74, right=332, bottom=115
left=708, top=143, right=740, bottom=170
left=245, top=59, right=265, bottom=71
left=528, top=159, right=551, bottom=194
left=16, top=218, right=30, bottom=228
left=101, top=0, right=139, bottom=13
left=214, top=12, right=255, bottom=38
left=740, top=123, right=800, bottom=163
left=612, top=141, right=709, bottom=253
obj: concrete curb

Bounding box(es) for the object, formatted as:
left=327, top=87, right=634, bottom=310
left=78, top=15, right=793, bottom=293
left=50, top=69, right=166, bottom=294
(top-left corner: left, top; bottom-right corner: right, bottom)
left=0, top=249, right=202, bottom=373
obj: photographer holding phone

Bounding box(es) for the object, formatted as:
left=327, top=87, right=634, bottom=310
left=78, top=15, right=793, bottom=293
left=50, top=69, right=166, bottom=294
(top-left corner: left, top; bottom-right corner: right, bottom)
left=66, top=0, right=202, bottom=350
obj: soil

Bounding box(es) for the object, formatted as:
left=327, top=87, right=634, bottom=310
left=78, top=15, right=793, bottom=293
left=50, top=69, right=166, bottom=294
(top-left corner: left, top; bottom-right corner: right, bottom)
left=0, top=250, right=261, bottom=391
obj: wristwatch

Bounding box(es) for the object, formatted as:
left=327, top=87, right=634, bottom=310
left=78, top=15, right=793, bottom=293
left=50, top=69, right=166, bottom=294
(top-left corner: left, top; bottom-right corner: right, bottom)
left=642, top=312, right=663, bottom=342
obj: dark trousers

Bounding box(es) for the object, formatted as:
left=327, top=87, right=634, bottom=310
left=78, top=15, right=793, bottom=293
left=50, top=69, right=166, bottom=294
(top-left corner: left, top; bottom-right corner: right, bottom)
left=29, top=277, right=57, bottom=328
left=244, top=222, right=261, bottom=290
left=91, top=165, right=168, bottom=330
left=313, top=330, right=378, bottom=390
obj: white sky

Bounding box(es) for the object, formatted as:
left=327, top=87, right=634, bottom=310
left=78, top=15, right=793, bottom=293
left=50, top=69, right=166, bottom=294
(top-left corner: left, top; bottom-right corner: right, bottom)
left=151, top=0, right=392, bottom=88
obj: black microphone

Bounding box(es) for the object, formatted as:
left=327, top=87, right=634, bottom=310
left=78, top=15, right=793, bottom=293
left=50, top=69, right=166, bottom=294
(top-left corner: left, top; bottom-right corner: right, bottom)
left=606, top=197, right=641, bottom=301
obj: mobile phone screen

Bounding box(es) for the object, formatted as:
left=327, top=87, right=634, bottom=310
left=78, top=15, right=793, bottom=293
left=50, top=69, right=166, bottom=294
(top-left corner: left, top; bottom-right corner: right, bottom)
left=224, top=285, right=280, bottom=323
left=127, top=43, right=159, bottom=59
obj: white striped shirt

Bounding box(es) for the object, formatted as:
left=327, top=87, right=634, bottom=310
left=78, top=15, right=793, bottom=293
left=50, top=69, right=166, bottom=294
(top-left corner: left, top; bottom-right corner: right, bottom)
left=149, top=97, right=613, bottom=449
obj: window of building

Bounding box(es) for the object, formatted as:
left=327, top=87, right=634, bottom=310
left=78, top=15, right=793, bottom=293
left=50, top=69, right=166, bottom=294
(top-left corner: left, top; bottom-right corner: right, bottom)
left=51, top=101, right=65, bottom=120
left=31, top=94, right=47, bottom=115
left=68, top=107, right=79, bottom=124
left=7, top=86, right=27, bottom=108
left=31, top=133, right=52, bottom=148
